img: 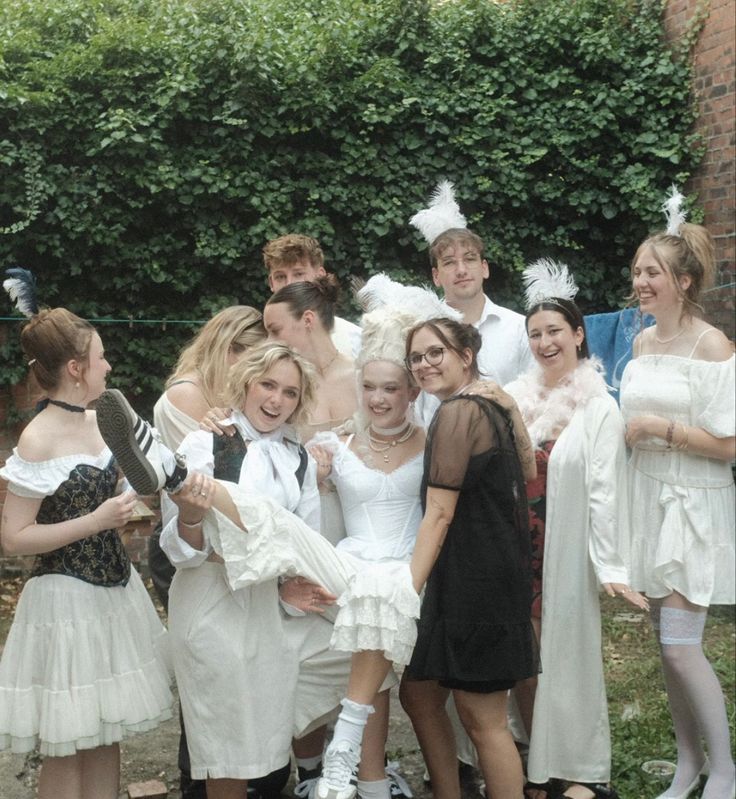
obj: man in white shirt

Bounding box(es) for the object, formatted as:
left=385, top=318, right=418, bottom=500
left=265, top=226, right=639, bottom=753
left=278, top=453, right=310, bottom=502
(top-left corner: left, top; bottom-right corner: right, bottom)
left=263, top=233, right=360, bottom=356
left=415, top=227, right=533, bottom=426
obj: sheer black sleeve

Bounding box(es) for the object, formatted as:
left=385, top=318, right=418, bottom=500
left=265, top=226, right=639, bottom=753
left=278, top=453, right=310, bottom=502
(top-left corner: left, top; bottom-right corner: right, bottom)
left=426, top=397, right=498, bottom=491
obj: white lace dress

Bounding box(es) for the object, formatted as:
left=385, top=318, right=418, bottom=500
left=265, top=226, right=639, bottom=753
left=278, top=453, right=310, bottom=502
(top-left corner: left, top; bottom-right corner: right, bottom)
left=620, top=354, right=735, bottom=605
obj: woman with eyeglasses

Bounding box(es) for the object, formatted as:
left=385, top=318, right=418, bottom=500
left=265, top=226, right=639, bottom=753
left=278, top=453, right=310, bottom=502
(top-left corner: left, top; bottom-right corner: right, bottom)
left=311, top=317, right=537, bottom=799
left=95, top=315, right=536, bottom=799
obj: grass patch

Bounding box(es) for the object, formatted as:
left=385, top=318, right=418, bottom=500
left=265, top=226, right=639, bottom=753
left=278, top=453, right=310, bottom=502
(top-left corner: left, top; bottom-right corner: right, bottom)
left=602, top=596, right=735, bottom=797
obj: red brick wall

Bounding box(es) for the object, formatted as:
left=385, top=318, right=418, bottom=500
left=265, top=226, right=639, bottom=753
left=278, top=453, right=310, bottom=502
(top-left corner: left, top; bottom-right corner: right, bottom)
left=665, top=0, right=736, bottom=339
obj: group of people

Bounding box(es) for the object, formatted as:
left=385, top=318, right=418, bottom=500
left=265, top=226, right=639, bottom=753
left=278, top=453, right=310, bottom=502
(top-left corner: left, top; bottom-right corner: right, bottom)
left=0, top=184, right=733, bottom=799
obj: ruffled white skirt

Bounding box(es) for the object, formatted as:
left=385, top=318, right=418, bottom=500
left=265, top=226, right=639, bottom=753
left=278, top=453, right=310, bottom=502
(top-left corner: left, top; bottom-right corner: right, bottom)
left=628, top=465, right=735, bottom=606
left=0, top=568, right=173, bottom=757
left=207, top=484, right=421, bottom=665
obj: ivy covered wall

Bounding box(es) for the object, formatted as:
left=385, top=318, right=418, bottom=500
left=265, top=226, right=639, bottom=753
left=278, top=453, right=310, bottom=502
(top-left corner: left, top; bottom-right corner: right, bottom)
left=0, top=0, right=703, bottom=413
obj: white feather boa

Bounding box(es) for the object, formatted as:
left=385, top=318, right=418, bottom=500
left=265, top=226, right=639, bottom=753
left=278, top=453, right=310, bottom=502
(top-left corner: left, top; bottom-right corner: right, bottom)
left=505, top=358, right=610, bottom=449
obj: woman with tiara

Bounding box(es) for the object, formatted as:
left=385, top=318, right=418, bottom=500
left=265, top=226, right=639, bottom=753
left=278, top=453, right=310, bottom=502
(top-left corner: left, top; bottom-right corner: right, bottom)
left=503, top=260, right=647, bottom=799
left=0, top=271, right=172, bottom=799
left=620, top=189, right=735, bottom=799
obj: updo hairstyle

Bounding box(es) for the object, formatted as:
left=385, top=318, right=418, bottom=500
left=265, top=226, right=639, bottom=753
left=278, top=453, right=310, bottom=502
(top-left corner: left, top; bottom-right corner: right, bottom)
left=266, top=274, right=339, bottom=333
left=21, top=308, right=95, bottom=391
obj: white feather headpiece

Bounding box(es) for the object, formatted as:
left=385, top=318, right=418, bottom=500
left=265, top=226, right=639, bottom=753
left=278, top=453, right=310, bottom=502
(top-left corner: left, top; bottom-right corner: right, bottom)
left=662, top=185, right=686, bottom=236
left=522, top=258, right=578, bottom=310
left=409, top=180, right=467, bottom=244
left=355, top=274, right=462, bottom=369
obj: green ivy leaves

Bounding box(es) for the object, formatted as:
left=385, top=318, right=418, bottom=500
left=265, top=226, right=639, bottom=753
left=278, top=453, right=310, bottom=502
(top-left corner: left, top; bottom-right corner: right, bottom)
left=0, top=0, right=702, bottom=414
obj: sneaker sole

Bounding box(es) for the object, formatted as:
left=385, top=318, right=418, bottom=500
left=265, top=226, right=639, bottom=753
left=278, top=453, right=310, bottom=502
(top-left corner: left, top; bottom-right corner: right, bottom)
left=96, top=389, right=160, bottom=495
left=316, top=786, right=356, bottom=799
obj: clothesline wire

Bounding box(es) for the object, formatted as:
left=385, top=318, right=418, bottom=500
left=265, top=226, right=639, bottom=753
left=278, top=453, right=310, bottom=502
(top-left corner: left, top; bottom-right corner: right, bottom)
left=0, top=281, right=734, bottom=325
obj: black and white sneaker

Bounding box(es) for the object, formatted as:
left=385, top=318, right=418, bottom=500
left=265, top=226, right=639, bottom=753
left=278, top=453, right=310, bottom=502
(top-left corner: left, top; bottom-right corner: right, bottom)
left=96, top=389, right=187, bottom=495
left=385, top=762, right=413, bottom=799
left=316, top=740, right=360, bottom=799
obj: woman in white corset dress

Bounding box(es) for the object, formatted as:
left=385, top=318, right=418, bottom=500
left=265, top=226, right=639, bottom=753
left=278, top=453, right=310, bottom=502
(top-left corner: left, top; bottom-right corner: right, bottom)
left=620, top=194, right=735, bottom=799
left=304, top=301, right=426, bottom=799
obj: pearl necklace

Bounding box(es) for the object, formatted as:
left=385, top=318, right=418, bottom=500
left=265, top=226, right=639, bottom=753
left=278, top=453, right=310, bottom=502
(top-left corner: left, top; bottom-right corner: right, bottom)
left=367, top=423, right=415, bottom=463
left=654, top=327, right=685, bottom=345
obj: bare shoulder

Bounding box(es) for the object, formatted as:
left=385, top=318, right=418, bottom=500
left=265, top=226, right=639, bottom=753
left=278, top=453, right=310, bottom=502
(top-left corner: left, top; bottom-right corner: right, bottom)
left=692, top=323, right=733, bottom=363
left=166, top=380, right=208, bottom=419
left=15, top=416, right=54, bottom=461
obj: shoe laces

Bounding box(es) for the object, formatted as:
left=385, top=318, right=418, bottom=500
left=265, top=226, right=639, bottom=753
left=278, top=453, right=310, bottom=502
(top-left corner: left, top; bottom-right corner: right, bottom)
left=323, top=741, right=359, bottom=790
left=295, top=776, right=319, bottom=799
left=385, top=762, right=413, bottom=799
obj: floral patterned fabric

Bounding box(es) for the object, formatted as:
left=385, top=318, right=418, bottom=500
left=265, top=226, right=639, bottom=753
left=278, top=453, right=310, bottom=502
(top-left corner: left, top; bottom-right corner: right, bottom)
left=526, top=440, right=555, bottom=619
left=32, top=457, right=131, bottom=586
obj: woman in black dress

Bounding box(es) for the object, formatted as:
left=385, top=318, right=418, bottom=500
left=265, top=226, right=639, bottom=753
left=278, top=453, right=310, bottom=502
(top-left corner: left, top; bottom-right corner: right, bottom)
left=316, top=318, right=537, bottom=799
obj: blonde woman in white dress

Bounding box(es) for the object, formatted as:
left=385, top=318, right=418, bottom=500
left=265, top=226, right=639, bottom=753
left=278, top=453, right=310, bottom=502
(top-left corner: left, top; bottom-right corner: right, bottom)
left=620, top=196, right=735, bottom=799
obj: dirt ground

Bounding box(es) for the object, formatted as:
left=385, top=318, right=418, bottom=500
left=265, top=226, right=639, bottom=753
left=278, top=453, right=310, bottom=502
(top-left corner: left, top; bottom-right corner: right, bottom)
left=0, top=684, right=450, bottom=799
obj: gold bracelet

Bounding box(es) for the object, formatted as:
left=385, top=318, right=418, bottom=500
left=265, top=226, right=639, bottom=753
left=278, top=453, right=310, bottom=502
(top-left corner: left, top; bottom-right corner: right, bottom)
left=675, top=422, right=689, bottom=451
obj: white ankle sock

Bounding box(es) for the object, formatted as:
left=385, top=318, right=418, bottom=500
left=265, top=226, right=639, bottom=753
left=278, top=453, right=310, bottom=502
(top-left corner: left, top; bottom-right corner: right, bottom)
left=331, top=698, right=373, bottom=751
left=357, top=778, right=390, bottom=799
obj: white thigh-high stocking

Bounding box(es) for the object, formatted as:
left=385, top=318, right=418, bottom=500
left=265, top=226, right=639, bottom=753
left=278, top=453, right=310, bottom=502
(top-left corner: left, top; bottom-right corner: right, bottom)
left=659, top=606, right=735, bottom=799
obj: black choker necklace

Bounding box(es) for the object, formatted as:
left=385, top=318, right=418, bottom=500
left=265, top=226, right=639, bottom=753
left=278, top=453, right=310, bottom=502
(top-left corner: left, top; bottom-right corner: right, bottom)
left=38, top=398, right=86, bottom=413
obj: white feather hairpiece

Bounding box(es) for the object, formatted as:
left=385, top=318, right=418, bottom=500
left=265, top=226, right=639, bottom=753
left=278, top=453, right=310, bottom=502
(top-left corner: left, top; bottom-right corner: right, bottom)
left=662, top=185, right=686, bottom=236
left=522, top=258, right=578, bottom=310
left=409, top=180, right=467, bottom=244
left=356, top=273, right=462, bottom=322
left=355, top=273, right=463, bottom=369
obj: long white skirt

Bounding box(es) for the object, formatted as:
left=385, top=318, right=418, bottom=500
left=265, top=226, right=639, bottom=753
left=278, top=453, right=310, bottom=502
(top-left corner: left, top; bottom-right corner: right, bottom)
left=0, top=568, right=172, bottom=757
left=169, top=562, right=298, bottom=780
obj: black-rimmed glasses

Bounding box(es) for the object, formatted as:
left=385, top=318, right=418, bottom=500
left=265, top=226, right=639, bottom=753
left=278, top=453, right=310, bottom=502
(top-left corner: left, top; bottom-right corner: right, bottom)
left=405, top=346, right=446, bottom=371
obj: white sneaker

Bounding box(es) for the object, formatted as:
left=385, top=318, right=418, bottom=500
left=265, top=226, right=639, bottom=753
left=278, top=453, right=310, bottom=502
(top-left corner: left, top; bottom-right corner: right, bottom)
left=96, top=389, right=187, bottom=495
left=316, top=740, right=360, bottom=799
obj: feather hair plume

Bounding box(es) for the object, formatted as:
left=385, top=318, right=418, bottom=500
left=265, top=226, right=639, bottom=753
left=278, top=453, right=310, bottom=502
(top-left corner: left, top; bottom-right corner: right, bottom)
left=523, top=258, right=578, bottom=310
left=356, top=273, right=462, bottom=321
left=354, top=273, right=462, bottom=369
left=3, top=267, right=39, bottom=318
left=662, top=185, right=686, bottom=236
left=409, top=180, right=467, bottom=244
